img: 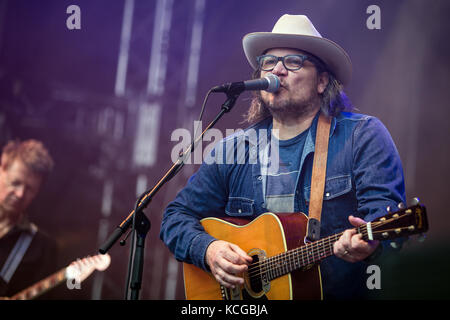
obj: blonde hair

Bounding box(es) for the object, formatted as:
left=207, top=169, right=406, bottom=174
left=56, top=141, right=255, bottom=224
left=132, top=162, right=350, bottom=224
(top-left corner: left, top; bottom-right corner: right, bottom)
left=1, top=139, right=54, bottom=177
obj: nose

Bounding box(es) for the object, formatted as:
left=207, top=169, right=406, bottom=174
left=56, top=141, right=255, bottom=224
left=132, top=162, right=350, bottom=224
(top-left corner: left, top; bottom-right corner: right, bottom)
left=271, top=60, right=288, bottom=76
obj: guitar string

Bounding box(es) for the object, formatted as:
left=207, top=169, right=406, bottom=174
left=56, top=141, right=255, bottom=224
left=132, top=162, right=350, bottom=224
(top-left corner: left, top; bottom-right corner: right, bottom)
left=247, top=230, right=360, bottom=279
left=246, top=230, right=345, bottom=277
left=246, top=208, right=414, bottom=277
left=259, top=220, right=394, bottom=277
left=260, top=214, right=413, bottom=278
left=246, top=231, right=345, bottom=277
left=247, top=229, right=346, bottom=273
left=246, top=214, right=406, bottom=276
left=246, top=216, right=409, bottom=279
left=246, top=234, right=341, bottom=279
left=246, top=224, right=371, bottom=274
left=246, top=223, right=377, bottom=278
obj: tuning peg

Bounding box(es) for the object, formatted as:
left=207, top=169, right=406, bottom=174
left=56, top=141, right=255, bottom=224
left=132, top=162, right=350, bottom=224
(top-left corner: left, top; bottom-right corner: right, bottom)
left=397, top=202, right=406, bottom=210
left=410, top=197, right=420, bottom=206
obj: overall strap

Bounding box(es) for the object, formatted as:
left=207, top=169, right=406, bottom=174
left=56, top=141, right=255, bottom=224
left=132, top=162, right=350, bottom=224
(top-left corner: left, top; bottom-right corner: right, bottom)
left=0, top=224, right=37, bottom=283
left=306, top=113, right=331, bottom=242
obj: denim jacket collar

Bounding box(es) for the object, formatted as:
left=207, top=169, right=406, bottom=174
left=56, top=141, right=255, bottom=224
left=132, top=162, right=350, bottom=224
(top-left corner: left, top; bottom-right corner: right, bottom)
left=241, top=111, right=337, bottom=151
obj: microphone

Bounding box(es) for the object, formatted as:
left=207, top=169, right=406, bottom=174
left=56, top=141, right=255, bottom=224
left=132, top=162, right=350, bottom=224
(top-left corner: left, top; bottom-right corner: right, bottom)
left=211, top=73, right=280, bottom=94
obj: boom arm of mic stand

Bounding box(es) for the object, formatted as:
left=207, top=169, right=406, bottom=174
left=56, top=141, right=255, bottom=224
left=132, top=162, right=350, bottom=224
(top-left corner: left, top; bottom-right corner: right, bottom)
left=98, top=92, right=241, bottom=255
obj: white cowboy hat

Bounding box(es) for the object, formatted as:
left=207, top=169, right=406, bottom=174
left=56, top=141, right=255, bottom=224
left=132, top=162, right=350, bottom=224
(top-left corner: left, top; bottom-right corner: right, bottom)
left=243, top=14, right=352, bottom=85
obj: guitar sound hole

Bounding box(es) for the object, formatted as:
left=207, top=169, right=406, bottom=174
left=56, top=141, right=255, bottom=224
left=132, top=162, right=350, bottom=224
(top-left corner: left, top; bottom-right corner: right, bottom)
left=248, top=255, right=263, bottom=293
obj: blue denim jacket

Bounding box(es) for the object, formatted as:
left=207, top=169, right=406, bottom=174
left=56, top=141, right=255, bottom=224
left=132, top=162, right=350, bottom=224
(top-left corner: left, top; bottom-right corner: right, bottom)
left=160, top=111, right=406, bottom=299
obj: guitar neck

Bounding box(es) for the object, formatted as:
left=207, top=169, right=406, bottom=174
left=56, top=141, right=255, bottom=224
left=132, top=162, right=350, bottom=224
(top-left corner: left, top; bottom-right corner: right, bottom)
left=263, top=234, right=338, bottom=281
left=8, top=253, right=111, bottom=300
left=264, top=223, right=372, bottom=282
left=10, top=268, right=67, bottom=300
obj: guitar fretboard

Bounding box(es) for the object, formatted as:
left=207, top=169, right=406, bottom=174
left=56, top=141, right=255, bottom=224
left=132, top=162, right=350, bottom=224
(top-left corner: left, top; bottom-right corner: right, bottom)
left=264, top=233, right=340, bottom=281
left=251, top=224, right=370, bottom=282
left=11, top=268, right=66, bottom=300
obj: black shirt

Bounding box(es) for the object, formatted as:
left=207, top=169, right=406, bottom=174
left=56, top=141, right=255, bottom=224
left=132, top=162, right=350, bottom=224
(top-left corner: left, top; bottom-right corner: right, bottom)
left=0, top=222, right=58, bottom=298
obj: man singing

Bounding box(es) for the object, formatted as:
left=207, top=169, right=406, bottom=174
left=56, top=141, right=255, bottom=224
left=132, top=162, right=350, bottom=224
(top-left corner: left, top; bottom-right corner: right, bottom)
left=160, top=14, right=405, bottom=299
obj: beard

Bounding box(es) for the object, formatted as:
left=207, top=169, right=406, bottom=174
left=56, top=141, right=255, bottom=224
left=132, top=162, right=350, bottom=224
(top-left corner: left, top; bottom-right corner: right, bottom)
left=259, top=86, right=321, bottom=121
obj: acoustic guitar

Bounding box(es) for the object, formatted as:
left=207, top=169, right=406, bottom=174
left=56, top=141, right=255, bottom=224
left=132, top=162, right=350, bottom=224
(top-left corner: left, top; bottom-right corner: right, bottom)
left=5, top=253, right=111, bottom=300
left=183, top=202, right=428, bottom=300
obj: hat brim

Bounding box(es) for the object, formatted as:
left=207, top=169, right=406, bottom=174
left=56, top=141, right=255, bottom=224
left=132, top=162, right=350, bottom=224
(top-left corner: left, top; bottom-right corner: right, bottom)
left=243, top=32, right=352, bottom=85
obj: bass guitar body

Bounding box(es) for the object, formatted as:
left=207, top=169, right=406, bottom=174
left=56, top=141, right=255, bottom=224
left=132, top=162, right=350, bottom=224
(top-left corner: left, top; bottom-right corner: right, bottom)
left=183, top=212, right=322, bottom=300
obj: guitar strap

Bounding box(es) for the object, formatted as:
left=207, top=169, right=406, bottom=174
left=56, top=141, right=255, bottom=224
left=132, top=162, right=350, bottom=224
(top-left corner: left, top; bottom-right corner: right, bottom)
left=306, top=113, right=331, bottom=242
left=0, top=223, right=37, bottom=283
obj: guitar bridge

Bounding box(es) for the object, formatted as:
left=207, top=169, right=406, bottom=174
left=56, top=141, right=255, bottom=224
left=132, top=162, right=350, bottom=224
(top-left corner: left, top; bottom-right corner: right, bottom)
left=221, top=285, right=242, bottom=300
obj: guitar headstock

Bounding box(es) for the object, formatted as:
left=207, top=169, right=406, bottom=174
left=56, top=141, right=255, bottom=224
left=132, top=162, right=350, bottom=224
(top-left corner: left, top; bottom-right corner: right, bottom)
left=65, top=253, right=111, bottom=282
left=364, top=199, right=428, bottom=242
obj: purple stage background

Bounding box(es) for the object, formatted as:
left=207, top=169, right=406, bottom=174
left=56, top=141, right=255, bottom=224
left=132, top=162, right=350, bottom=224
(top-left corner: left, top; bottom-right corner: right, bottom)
left=0, top=0, right=449, bottom=299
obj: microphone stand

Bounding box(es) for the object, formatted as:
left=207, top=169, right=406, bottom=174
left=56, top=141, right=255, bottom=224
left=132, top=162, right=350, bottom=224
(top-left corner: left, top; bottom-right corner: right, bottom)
left=98, top=89, right=242, bottom=300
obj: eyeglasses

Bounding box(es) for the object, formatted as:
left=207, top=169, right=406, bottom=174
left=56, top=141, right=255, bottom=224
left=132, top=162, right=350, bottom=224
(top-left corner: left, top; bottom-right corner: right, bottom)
left=256, top=54, right=310, bottom=71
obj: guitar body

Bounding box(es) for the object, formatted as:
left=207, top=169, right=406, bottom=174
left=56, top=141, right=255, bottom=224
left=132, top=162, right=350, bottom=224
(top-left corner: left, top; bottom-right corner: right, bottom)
left=183, top=212, right=322, bottom=300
